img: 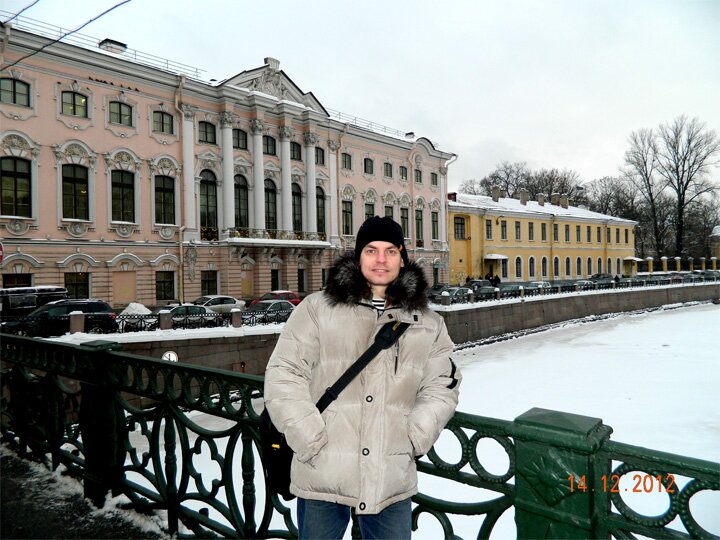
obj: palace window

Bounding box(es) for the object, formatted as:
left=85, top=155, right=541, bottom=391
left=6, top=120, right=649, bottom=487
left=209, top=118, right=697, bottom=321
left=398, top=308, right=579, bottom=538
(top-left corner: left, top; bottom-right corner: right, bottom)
left=291, top=142, right=302, bottom=161
left=199, top=121, right=216, bottom=144
left=515, top=221, right=521, bottom=241
left=565, top=224, right=570, bottom=242
left=431, top=211, right=439, bottom=240
left=201, top=270, right=218, bottom=296
left=1, top=157, right=31, bottom=217
left=416, top=209, right=424, bottom=241
left=109, top=101, right=133, bottom=126
left=62, top=164, right=89, bottom=220
left=414, top=170, right=422, bottom=183
left=156, top=271, right=175, bottom=301
left=528, top=222, right=534, bottom=241
left=65, top=272, right=89, bottom=299
left=399, top=166, right=408, bottom=180
left=234, top=175, right=248, bottom=228
left=111, top=170, right=135, bottom=222
left=233, top=128, right=248, bottom=149
left=292, top=183, right=302, bottom=232
left=384, top=162, right=392, bottom=177
left=315, top=147, right=325, bottom=165
left=342, top=200, right=353, bottom=235
left=265, top=179, right=277, bottom=230
left=61, top=91, right=88, bottom=117
left=341, top=152, right=352, bottom=170
left=400, top=208, right=409, bottom=237
left=200, top=170, right=218, bottom=230
left=576, top=225, right=581, bottom=242
left=385, top=205, right=393, bottom=219
left=365, top=203, right=375, bottom=221
left=263, top=136, right=276, bottom=155
left=155, top=175, right=175, bottom=224
left=515, top=257, right=522, bottom=278
left=316, top=187, right=326, bottom=234
left=153, top=111, right=174, bottom=134
left=501, top=220, right=507, bottom=240
left=431, top=172, right=438, bottom=187
left=1, top=78, right=30, bottom=106
left=541, top=223, right=547, bottom=241
left=486, top=219, right=492, bottom=240
left=364, top=158, right=374, bottom=174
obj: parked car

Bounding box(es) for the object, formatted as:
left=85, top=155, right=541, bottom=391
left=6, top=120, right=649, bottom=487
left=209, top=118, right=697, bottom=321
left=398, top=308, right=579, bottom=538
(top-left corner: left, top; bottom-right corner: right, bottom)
left=468, top=279, right=492, bottom=291
left=575, top=280, right=594, bottom=290
left=473, top=286, right=498, bottom=299
left=499, top=284, right=523, bottom=297
left=241, top=300, right=294, bottom=325
left=192, top=295, right=245, bottom=314
left=250, top=290, right=301, bottom=306
left=428, top=283, right=451, bottom=303
left=143, top=304, right=220, bottom=331
left=0, top=286, right=69, bottom=318
left=526, top=281, right=552, bottom=290
left=0, top=299, right=118, bottom=337
left=441, top=287, right=472, bottom=304
left=589, top=273, right=614, bottom=283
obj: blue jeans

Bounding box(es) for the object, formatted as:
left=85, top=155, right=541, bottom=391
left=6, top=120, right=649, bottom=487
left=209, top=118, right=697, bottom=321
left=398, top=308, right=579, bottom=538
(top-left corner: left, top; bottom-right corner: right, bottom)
left=297, top=497, right=412, bottom=540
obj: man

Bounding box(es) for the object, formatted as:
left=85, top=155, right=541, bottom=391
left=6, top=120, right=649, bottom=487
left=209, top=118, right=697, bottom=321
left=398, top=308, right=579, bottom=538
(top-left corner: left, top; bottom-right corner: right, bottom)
left=264, top=216, right=461, bottom=539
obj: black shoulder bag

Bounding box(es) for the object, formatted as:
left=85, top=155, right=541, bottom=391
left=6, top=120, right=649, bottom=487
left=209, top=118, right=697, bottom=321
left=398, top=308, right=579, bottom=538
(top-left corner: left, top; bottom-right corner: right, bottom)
left=259, top=320, right=411, bottom=500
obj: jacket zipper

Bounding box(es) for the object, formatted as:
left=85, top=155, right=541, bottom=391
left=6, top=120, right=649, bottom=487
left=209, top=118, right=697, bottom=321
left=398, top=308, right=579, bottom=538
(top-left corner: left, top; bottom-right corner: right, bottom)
left=394, top=342, right=399, bottom=374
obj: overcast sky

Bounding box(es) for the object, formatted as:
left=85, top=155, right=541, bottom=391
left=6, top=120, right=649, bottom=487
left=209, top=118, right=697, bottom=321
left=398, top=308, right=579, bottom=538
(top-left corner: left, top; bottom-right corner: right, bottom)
left=4, top=0, right=719, bottom=191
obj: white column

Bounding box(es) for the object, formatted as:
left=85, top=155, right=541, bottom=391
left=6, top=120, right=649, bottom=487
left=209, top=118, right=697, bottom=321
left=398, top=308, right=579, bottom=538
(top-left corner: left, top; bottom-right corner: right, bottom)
left=279, top=126, right=293, bottom=232
left=304, top=132, right=318, bottom=235
left=439, top=168, right=448, bottom=249
left=181, top=105, right=196, bottom=232
left=327, top=140, right=340, bottom=246
left=220, top=112, right=235, bottom=234
left=250, top=119, right=265, bottom=230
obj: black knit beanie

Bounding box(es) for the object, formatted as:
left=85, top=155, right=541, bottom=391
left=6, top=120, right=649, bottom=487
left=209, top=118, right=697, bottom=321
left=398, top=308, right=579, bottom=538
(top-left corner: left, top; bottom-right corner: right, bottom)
left=354, top=216, right=409, bottom=264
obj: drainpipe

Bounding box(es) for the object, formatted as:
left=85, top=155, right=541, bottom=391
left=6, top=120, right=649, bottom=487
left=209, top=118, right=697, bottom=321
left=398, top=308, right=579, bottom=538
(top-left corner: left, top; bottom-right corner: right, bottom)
left=337, top=123, right=349, bottom=249
left=178, top=225, right=186, bottom=303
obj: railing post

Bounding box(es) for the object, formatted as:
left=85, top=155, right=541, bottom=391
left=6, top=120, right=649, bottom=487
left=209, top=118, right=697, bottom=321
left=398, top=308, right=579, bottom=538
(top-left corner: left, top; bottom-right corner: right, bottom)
left=78, top=340, right=126, bottom=508
left=509, top=407, right=613, bottom=539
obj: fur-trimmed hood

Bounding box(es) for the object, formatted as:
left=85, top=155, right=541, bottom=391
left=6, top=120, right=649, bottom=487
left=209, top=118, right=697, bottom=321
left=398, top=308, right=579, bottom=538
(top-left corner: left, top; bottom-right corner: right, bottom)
left=324, top=252, right=429, bottom=311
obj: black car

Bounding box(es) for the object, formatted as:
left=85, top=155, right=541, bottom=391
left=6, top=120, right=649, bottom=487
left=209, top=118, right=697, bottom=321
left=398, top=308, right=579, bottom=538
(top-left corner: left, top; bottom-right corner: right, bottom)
left=0, top=299, right=118, bottom=337
left=427, top=283, right=451, bottom=303
left=240, top=300, right=294, bottom=325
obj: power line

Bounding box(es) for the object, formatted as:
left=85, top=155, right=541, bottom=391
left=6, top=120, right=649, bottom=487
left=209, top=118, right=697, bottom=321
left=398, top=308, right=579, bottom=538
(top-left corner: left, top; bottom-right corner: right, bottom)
left=1, top=0, right=132, bottom=71
left=3, top=0, right=41, bottom=24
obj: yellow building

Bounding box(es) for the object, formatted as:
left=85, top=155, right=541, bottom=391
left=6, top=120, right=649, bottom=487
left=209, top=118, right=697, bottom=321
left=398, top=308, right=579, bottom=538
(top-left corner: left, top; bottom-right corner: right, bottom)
left=447, top=188, right=638, bottom=284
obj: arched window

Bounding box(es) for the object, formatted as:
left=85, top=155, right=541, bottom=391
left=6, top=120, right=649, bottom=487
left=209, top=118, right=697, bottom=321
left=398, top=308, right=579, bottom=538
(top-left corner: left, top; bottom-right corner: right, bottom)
left=616, top=258, right=621, bottom=275
left=587, top=257, right=593, bottom=276
left=292, top=183, right=302, bottom=232
left=315, top=147, right=325, bottom=166
left=61, top=91, right=87, bottom=117
left=199, top=121, right=216, bottom=144
left=111, top=170, right=135, bottom=222
left=154, top=175, right=175, bottom=224
left=565, top=257, right=571, bottom=277
left=608, top=258, right=612, bottom=275
left=200, top=170, right=217, bottom=229
left=265, top=179, right=277, bottom=230
left=263, top=136, right=276, bottom=155
left=0, top=157, right=31, bottom=217
left=364, top=158, right=374, bottom=175
left=234, top=175, right=248, bottom=228
left=290, top=142, right=302, bottom=161
left=62, top=164, right=89, bottom=219
left=576, top=257, right=582, bottom=277
left=316, top=186, right=326, bottom=234
left=233, top=129, right=247, bottom=149
left=598, top=257, right=603, bottom=274
left=153, top=111, right=174, bottom=134
left=529, top=257, right=536, bottom=278
left=541, top=257, right=547, bottom=278
left=553, top=257, right=559, bottom=279
left=515, top=257, right=522, bottom=279
left=109, top=101, right=133, bottom=126
left=1, top=78, right=30, bottom=106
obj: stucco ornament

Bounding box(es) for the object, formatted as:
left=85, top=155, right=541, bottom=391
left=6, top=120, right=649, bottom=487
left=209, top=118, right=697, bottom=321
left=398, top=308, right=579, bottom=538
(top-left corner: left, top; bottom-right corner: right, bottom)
left=5, top=219, right=31, bottom=235
left=2, top=135, right=30, bottom=153
left=158, top=227, right=175, bottom=240
left=249, top=69, right=288, bottom=99
left=219, top=112, right=235, bottom=128
left=185, top=246, right=197, bottom=282
left=303, top=132, right=319, bottom=146
left=65, top=222, right=89, bottom=237
left=250, top=119, right=265, bottom=134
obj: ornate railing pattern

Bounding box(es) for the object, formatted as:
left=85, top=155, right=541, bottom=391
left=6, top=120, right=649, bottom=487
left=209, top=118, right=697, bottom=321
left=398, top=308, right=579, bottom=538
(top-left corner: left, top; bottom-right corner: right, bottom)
left=1, top=335, right=718, bottom=539
left=229, top=228, right=327, bottom=242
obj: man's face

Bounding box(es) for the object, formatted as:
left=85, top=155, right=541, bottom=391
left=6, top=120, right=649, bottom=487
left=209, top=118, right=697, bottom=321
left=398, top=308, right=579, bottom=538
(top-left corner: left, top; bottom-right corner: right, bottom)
left=359, top=241, right=404, bottom=288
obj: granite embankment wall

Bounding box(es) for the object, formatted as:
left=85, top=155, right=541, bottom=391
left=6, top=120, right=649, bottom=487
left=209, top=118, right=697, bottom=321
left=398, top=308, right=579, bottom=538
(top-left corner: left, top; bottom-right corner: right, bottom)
left=119, top=283, right=720, bottom=374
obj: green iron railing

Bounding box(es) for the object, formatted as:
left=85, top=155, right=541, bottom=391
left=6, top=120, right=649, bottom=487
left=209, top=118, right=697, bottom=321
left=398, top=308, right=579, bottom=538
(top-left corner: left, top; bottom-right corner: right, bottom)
left=1, top=334, right=718, bottom=539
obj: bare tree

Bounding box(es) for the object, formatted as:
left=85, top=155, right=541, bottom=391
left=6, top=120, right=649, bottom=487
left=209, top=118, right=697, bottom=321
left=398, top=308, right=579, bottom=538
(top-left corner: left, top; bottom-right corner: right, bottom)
left=480, top=161, right=530, bottom=197
left=457, top=178, right=484, bottom=195
left=655, top=116, right=720, bottom=256
left=526, top=168, right=583, bottom=200
left=682, top=194, right=720, bottom=259
left=623, top=128, right=670, bottom=257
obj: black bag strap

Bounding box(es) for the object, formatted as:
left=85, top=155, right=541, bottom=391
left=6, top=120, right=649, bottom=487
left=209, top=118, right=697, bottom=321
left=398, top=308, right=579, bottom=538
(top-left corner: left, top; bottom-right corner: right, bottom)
left=315, top=320, right=410, bottom=413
